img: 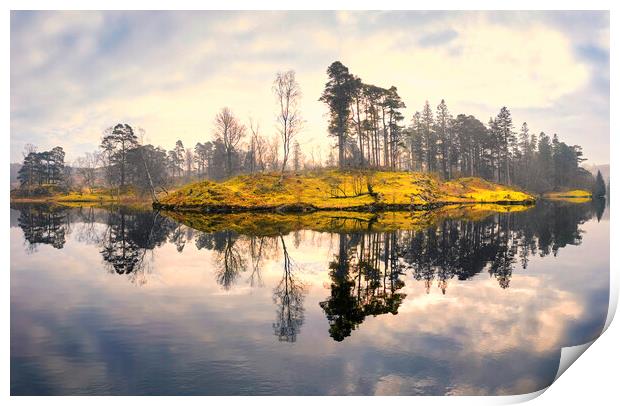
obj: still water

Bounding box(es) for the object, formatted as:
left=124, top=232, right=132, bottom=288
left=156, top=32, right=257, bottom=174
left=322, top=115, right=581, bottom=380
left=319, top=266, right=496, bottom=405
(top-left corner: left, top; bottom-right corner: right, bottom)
left=10, top=201, right=609, bottom=395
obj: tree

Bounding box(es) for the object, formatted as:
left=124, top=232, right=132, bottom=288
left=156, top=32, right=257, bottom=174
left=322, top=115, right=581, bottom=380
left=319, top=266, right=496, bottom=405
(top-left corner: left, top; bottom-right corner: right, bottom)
left=126, top=144, right=170, bottom=200
left=273, top=70, right=303, bottom=179
left=593, top=170, right=606, bottom=198
left=495, top=107, right=515, bottom=184
left=174, top=140, right=185, bottom=177
left=384, top=86, right=406, bottom=169
left=249, top=120, right=268, bottom=173
left=408, top=112, right=425, bottom=171
left=420, top=101, right=436, bottom=172
left=17, top=152, right=42, bottom=190
left=319, top=61, right=355, bottom=169
left=214, top=107, right=245, bottom=177
left=17, top=146, right=66, bottom=192
left=194, top=142, right=209, bottom=176
left=74, top=151, right=100, bottom=192
left=167, top=141, right=184, bottom=179
left=292, top=141, right=302, bottom=173
left=184, top=148, right=194, bottom=177
left=435, top=99, right=452, bottom=178
left=100, top=123, right=139, bottom=189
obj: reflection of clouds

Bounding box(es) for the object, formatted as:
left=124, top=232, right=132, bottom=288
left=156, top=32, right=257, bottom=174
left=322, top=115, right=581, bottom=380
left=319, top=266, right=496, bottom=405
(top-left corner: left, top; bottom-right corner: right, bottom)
left=386, top=275, right=583, bottom=354
left=11, top=215, right=608, bottom=395
left=374, top=374, right=438, bottom=396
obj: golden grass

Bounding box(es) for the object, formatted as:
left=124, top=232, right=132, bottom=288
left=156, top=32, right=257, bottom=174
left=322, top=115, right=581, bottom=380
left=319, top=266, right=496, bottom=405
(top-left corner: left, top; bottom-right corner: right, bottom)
left=10, top=188, right=150, bottom=209
left=159, top=170, right=535, bottom=210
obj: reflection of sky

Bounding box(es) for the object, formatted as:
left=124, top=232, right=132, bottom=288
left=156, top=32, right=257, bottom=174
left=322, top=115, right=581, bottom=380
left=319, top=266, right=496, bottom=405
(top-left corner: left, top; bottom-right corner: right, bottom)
left=10, top=214, right=609, bottom=395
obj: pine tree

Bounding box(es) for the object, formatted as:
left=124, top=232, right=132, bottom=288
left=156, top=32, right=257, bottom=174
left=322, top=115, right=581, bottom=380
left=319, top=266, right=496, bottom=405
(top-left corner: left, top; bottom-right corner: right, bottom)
left=593, top=170, right=606, bottom=197
left=100, top=123, right=139, bottom=188
left=435, top=99, right=452, bottom=178
left=319, top=61, right=355, bottom=168
left=421, top=101, right=436, bottom=172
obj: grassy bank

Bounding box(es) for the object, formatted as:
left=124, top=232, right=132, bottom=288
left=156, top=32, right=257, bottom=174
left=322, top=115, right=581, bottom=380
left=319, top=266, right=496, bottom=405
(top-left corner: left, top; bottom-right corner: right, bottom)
left=10, top=188, right=152, bottom=209
left=155, top=170, right=536, bottom=213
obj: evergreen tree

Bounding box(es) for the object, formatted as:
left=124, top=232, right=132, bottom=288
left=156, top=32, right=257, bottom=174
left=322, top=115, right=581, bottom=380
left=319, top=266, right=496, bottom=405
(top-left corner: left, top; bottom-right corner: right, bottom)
left=319, top=61, right=355, bottom=168
left=420, top=101, right=436, bottom=172
left=593, top=170, right=606, bottom=197
left=100, top=123, right=139, bottom=188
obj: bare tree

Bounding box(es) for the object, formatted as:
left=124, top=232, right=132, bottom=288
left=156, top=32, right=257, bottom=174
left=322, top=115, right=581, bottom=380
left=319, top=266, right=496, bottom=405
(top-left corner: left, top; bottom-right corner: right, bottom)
left=214, top=107, right=246, bottom=177
left=248, top=118, right=265, bottom=174
left=273, top=70, right=303, bottom=180
left=265, top=135, right=280, bottom=171
left=74, top=151, right=100, bottom=193
left=22, top=143, right=37, bottom=158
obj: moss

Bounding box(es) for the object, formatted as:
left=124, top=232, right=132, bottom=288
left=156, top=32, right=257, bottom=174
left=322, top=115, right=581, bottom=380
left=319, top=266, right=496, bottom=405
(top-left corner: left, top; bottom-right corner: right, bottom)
left=159, top=170, right=536, bottom=211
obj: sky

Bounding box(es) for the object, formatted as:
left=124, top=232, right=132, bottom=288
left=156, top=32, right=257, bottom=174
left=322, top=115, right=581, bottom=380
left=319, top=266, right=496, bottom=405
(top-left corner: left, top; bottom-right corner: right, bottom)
left=10, top=10, right=610, bottom=165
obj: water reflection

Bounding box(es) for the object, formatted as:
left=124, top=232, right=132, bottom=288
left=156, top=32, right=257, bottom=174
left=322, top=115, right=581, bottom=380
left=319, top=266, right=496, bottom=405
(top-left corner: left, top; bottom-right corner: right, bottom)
left=16, top=204, right=70, bottom=250
left=11, top=200, right=602, bottom=342
left=273, top=236, right=307, bottom=342
left=10, top=200, right=608, bottom=395
left=321, top=233, right=406, bottom=341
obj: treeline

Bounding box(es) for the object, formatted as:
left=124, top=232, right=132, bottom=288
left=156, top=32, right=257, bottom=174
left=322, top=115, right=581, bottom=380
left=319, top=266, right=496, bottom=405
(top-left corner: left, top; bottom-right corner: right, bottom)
left=319, top=61, right=598, bottom=193
left=15, top=62, right=603, bottom=197
left=17, top=146, right=69, bottom=194
left=14, top=70, right=309, bottom=198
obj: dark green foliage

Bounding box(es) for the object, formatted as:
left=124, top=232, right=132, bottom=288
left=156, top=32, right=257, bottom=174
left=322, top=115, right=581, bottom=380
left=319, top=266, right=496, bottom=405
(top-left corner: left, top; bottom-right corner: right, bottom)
left=126, top=144, right=170, bottom=196
left=593, top=170, right=606, bottom=197
left=17, top=146, right=66, bottom=193
left=100, top=123, right=139, bottom=188
left=319, top=61, right=356, bottom=168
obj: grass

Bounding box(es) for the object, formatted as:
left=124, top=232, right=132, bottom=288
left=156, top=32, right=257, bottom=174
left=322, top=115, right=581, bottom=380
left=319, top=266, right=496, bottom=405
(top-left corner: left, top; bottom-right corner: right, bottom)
left=158, top=170, right=535, bottom=211
left=10, top=187, right=152, bottom=209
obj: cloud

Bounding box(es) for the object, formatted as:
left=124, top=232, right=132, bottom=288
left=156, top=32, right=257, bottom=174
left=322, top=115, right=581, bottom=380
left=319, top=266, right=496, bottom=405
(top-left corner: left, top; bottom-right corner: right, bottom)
left=10, top=11, right=608, bottom=164
left=417, top=29, right=458, bottom=47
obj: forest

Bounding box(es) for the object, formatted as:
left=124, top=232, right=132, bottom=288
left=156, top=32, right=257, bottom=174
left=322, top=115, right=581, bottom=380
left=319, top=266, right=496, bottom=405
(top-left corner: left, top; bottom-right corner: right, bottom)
left=13, top=61, right=606, bottom=201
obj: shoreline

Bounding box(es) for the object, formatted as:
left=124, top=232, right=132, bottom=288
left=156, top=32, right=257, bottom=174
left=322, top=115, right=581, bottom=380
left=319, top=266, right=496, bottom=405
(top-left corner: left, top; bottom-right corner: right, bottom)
left=152, top=198, right=536, bottom=214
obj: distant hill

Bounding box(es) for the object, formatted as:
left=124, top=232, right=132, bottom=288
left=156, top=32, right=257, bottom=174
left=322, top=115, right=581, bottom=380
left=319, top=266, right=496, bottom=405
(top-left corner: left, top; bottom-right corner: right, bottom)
left=10, top=163, right=22, bottom=188
left=583, top=163, right=610, bottom=184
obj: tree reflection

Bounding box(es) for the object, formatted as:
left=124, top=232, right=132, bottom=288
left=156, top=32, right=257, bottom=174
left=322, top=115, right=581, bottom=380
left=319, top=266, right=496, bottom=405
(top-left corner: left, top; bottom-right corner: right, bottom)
left=15, top=204, right=70, bottom=250
left=13, top=199, right=599, bottom=316
left=248, top=236, right=268, bottom=287
left=320, top=233, right=406, bottom=342
left=593, top=198, right=606, bottom=222
left=211, top=231, right=247, bottom=290
left=100, top=208, right=175, bottom=285
left=272, top=236, right=306, bottom=342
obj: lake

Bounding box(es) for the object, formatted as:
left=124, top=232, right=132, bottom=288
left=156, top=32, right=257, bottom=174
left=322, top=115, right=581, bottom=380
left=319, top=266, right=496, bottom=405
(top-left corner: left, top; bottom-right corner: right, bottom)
left=10, top=200, right=609, bottom=395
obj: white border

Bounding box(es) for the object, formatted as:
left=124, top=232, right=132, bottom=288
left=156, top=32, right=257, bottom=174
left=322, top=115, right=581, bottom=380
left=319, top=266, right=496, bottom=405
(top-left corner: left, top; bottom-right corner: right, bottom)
left=3, top=2, right=617, bottom=404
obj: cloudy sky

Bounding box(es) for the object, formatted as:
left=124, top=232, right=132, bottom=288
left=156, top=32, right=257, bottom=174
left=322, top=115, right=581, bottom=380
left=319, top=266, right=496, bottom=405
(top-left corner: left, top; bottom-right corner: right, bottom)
left=10, top=11, right=609, bottom=165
